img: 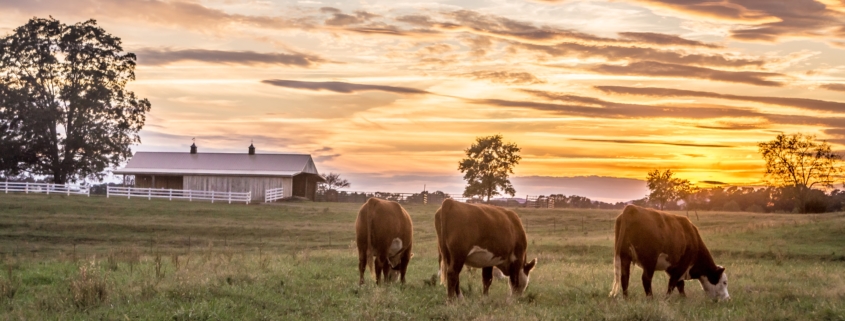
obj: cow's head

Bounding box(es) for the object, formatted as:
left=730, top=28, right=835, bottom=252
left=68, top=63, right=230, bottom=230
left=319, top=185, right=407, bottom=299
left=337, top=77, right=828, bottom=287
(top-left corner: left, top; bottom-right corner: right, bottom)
left=511, top=258, right=537, bottom=295
left=386, top=252, right=413, bottom=283
left=699, top=265, right=730, bottom=301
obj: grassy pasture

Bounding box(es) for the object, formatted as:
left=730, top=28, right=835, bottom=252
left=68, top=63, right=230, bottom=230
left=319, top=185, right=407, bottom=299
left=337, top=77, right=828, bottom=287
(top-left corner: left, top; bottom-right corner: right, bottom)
left=0, top=194, right=844, bottom=320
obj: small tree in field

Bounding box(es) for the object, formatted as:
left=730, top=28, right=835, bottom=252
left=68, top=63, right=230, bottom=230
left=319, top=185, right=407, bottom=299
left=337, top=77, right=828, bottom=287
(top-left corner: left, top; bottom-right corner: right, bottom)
left=319, top=172, right=350, bottom=193
left=458, top=134, right=521, bottom=203
left=646, top=169, right=691, bottom=210
left=758, top=133, right=841, bottom=213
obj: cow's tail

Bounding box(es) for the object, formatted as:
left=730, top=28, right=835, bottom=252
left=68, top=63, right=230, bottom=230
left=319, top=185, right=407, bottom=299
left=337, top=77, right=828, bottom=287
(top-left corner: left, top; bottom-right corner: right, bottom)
left=438, top=199, right=454, bottom=286
left=609, top=211, right=623, bottom=297
left=366, top=198, right=378, bottom=280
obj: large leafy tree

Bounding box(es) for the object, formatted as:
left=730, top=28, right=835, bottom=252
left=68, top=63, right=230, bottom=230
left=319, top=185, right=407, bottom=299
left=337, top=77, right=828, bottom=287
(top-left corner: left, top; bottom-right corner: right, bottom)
left=458, top=134, right=521, bottom=202
left=0, top=17, right=150, bottom=183
left=646, top=169, right=691, bottom=210
left=758, top=133, right=841, bottom=213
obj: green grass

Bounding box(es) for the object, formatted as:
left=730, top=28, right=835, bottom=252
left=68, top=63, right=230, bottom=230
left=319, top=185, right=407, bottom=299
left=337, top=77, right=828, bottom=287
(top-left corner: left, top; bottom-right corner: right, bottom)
left=0, top=193, right=844, bottom=320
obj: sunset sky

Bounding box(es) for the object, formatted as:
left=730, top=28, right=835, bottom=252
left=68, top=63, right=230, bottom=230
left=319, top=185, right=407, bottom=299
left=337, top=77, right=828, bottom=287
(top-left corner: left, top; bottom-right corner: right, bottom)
left=3, top=0, right=845, bottom=201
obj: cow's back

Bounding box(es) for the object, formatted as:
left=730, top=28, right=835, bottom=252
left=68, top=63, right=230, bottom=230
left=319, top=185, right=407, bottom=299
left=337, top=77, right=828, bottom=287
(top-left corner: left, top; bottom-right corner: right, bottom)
left=368, top=198, right=413, bottom=254
left=615, top=205, right=700, bottom=266
left=438, top=199, right=526, bottom=260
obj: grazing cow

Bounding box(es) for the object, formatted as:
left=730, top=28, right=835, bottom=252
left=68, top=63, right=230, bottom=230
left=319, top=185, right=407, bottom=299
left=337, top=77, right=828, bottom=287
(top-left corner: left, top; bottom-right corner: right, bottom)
left=435, top=199, right=537, bottom=299
left=355, top=197, right=413, bottom=285
left=609, top=205, right=730, bottom=300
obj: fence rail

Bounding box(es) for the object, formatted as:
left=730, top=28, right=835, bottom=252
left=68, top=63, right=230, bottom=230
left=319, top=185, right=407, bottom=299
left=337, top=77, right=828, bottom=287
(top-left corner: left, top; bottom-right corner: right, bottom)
left=2, top=181, right=90, bottom=196
left=310, top=191, right=528, bottom=205
left=107, top=186, right=251, bottom=204
left=264, top=187, right=285, bottom=203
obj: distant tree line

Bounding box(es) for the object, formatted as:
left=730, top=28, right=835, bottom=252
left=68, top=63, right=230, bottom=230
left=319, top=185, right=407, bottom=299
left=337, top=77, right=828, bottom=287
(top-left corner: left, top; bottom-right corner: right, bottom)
left=530, top=194, right=627, bottom=209
left=645, top=133, right=844, bottom=214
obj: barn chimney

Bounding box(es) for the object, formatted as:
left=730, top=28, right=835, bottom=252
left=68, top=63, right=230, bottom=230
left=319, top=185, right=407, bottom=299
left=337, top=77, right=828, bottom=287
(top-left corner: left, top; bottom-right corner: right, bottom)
left=248, top=142, right=255, bottom=155
left=190, top=141, right=197, bottom=154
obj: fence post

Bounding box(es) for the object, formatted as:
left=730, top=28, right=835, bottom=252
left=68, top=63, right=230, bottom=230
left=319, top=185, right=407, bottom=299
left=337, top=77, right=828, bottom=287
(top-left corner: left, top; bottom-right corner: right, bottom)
left=107, top=186, right=110, bottom=198
left=25, top=182, right=29, bottom=194
left=211, top=190, right=214, bottom=203
left=169, top=189, right=172, bottom=201
left=148, top=188, right=151, bottom=200
left=128, top=187, right=131, bottom=199
left=228, top=192, right=231, bottom=204
left=3, top=181, right=6, bottom=194
left=189, top=190, right=192, bottom=202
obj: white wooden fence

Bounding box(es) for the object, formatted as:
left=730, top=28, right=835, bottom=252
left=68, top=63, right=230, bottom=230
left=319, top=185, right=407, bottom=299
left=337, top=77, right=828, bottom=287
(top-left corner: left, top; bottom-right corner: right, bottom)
left=2, top=181, right=90, bottom=196
left=107, top=186, right=251, bottom=204
left=264, top=187, right=285, bottom=203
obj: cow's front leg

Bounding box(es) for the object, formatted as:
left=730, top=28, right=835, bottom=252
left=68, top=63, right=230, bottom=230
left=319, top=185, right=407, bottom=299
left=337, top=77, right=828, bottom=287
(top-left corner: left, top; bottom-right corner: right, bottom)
left=482, top=267, right=493, bottom=295
left=642, top=268, right=655, bottom=297
left=677, top=280, right=686, bottom=297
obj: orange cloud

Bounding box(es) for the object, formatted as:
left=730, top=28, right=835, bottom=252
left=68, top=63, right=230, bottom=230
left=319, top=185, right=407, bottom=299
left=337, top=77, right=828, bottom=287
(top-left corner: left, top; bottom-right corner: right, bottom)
left=596, top=86, right=845, bottom=112
left=586, top=61, right=787, bottom=86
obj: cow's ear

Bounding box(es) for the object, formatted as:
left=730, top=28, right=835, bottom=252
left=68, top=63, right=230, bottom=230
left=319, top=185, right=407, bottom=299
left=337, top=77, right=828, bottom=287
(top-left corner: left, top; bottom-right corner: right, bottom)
left=708, top=265, right=725, bottom=285
left=410, top=253, right=415, bottom=259
left=716, top=265, right=725, bottom=276
left=524, top=258, right=537, bottom=274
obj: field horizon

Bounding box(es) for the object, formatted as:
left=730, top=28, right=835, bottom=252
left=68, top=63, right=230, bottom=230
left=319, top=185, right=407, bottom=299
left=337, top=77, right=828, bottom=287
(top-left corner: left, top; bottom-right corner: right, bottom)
left=0, top=193, right=844, bottom=320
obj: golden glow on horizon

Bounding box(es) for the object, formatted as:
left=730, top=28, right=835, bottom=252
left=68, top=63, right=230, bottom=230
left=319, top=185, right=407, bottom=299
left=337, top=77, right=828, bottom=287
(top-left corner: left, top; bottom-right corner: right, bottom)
left=4, top=0, right=844, bottom=191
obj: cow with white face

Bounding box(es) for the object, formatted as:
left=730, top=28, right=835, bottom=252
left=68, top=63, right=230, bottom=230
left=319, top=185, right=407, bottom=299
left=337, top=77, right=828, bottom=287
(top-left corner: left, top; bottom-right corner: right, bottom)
left=435, top=199, right=537, bottom=300
left=609, top=205, right=730, bottom=301
left=355, top=197, right=413, bottom=285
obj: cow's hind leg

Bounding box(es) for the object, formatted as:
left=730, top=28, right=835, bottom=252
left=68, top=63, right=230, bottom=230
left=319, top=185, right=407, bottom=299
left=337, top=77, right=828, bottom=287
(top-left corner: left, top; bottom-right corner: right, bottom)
left=482, top=267, right=493, bottom=295
left=358, top=249, right=368, bottom=285
left=446, top=260, right=464, bottom=300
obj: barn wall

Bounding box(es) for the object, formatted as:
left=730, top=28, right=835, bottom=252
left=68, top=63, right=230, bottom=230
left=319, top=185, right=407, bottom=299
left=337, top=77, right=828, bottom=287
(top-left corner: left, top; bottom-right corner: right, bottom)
left=136, top=175, right=152, bottom=188
left=134, top=175, right=183, bottom=189
left=184, top=176, right=293, bottom=201
left=292, top=174, right=319, bottom=200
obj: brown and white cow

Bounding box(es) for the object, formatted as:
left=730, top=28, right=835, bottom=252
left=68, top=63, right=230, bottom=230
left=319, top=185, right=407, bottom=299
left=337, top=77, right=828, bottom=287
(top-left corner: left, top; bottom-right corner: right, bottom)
left=355, top=197, right=413, bottom=285
left=435, top=199, right=537, bottom=299
left=609, top=205, right=730, bottom=300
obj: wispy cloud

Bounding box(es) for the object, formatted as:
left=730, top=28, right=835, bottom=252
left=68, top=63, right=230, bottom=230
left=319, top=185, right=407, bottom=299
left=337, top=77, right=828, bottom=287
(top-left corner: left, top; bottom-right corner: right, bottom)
left=587, top=61, right=786, bottom=87
left=261, top=80, right=430, bottom=94
left=570, top=138, right=735, bottom=148
left=623, top=0, right=845, bottom=42
left=520, top=42, right=764, bottom=68
left=136, top=49, right=330, bottom=67
left=462, top=71, right=546, bottom=84
left=821, top=83, right=845, bottom=92
left=618, top=32, right=722, bottom=48
left=0, top=0, right=315, bottom=32
left=596, top=86, right=845, bottom=113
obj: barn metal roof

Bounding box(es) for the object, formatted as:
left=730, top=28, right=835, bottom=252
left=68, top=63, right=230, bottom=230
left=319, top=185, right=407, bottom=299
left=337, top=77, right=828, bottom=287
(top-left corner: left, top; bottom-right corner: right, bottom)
left=113, top=152, right=323, bottom=179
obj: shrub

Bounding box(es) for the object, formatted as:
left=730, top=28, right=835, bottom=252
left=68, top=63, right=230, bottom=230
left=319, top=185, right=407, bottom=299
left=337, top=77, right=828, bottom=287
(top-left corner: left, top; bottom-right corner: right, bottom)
left=69, top=262, right=108, bottom=310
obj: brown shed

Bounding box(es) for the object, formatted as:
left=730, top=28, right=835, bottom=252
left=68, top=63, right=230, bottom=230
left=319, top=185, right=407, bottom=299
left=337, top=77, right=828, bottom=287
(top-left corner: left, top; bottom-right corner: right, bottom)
left=113, top=145, right=324, bottom=201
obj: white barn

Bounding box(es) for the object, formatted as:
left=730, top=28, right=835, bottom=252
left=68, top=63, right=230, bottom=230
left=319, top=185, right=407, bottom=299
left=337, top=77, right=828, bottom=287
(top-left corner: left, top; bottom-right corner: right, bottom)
left=113, top=144, right=324, bottom=201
